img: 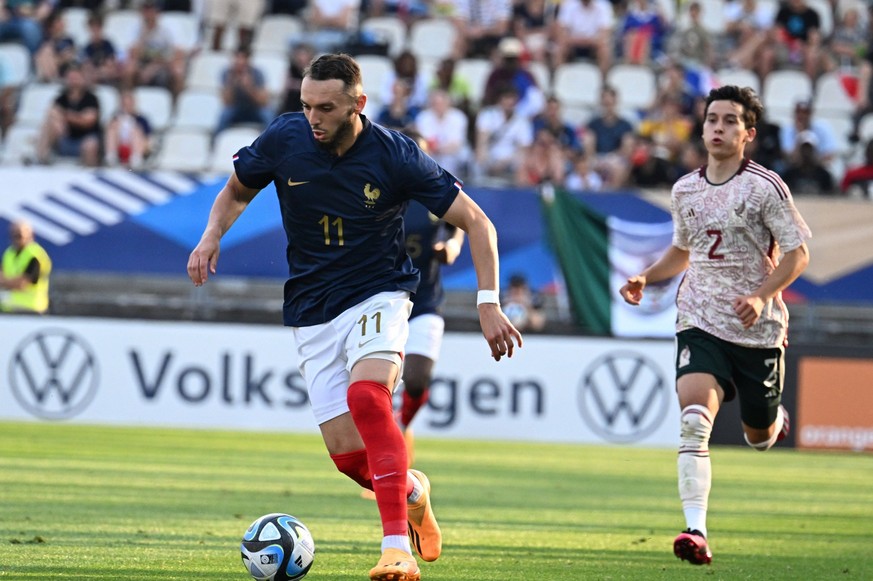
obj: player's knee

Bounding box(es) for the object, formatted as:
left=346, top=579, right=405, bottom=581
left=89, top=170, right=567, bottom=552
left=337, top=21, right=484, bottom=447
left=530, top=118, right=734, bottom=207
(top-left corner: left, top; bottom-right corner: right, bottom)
left=679, top=405, right=713, bottom=450
left=402, top=375, right=429, bottom=397
left=347, top=380, right=391, bottom=419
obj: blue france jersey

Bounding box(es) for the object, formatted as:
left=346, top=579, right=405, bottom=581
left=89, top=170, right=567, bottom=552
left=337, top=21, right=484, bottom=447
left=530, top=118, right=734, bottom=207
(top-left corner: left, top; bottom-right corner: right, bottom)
left=233, top=113, right=461, bottom=326
left=404, top=201, right=456, bottom=319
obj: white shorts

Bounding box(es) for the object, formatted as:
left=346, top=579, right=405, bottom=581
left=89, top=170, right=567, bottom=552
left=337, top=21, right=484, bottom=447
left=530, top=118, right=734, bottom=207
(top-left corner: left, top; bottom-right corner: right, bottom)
left=204, top=0, right=266, bottom=28
left=292, top=291, right=412, bottom=425
left=405, top=313, right=445, bottom=361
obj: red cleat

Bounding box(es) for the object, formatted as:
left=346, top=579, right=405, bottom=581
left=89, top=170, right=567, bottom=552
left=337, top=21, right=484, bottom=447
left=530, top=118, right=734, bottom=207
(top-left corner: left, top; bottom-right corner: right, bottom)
left=674, top=529, right=712, bottom=565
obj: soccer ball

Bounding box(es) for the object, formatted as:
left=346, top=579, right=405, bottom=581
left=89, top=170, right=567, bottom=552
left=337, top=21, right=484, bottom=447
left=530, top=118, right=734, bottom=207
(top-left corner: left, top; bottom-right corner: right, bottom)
left=240, top=513, right=315, bottom=581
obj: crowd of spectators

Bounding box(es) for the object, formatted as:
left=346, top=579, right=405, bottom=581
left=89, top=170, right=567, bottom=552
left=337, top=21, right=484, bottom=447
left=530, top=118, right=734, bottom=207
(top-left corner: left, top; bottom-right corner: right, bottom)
left=0, top=0, right=872, bottom=197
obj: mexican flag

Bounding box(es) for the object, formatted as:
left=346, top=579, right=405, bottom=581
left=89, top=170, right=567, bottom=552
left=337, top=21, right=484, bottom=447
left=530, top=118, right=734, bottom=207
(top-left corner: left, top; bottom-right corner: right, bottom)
left=541, top=186, right=679, bottom=338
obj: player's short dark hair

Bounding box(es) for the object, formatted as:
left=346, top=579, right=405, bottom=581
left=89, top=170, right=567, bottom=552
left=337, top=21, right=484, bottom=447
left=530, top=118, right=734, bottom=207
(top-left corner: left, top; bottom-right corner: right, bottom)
left=304, top=53, right=362, bottom=95
left=704, top=85, right=763, bottom=129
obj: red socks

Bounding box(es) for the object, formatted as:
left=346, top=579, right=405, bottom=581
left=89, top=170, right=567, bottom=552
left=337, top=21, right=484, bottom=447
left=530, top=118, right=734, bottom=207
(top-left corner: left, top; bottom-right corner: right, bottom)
left=399, top=388, right=429, bottom=428
left=330, top=449, right=372, bottom=490
left=347, top=380, right=410, bottom=537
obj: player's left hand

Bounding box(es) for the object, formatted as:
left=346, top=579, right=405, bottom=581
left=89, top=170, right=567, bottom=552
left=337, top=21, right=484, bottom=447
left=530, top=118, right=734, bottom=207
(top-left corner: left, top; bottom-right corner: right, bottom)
left=732, top=294, right=765, bottom=329
left=478, top=304, right=523, bottom=361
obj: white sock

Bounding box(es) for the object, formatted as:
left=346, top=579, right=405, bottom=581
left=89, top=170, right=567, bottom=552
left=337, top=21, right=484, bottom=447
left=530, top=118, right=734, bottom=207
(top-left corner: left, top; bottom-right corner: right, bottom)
left=407, top=471, right=423, bottom=503
left=678, top=405, right=713, bottom=538
left=744, top=406, right=784, bottom=451
left=381, top=534, right=412, bottom=554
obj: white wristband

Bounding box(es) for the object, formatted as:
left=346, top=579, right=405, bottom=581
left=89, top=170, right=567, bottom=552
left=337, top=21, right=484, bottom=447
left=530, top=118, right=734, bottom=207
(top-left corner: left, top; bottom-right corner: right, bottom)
left=477, top=289, right=500, bottom=306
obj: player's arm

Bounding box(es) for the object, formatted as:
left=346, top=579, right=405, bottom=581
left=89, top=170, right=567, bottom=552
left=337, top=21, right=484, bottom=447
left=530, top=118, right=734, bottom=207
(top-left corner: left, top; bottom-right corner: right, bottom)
left=433, top=224, right=465, bottom=266
left=187, top=173, right=260, bottom=286
left=441, top=190, right=523, bottom=361
left=733, top=243, right=810, bottom=329
left=619, top=245, right=689, bottom=305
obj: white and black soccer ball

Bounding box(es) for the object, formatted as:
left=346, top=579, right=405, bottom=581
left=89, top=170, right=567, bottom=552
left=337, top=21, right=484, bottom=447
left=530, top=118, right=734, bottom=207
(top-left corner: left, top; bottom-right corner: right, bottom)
left=240, top=513, right=315, bottom=581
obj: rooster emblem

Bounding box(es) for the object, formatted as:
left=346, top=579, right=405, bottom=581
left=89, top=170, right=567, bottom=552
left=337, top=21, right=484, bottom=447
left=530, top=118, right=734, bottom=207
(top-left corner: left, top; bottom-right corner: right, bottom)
left=364, top=183, right=381, bottom=207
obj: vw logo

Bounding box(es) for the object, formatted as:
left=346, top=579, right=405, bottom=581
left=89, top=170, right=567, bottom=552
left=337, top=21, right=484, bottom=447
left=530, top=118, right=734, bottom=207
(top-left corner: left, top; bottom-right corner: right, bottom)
left=9, top=328, right=99, bottom=420
left=577, top=351, right=670, bottom=443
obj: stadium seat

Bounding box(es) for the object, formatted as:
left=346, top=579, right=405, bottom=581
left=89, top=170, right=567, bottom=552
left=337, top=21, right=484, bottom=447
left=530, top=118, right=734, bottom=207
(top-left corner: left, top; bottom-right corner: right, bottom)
left=209, top=126, right=261, bottom=173
left=606, top=64, right=657, bottom=112
left=813, top=72, right=856, bottom=118
left=61, top=7, right=91, bottom=47
left=186, top=50, right=231, bottom=92
left=104, top=9, right=141, bottom=54
left=762, top=70, right=813, bottom=119
left=361, top=16, right=408, bottom=58
left=454, top=58, right=492, bottom=108
left=552, top=61, right=601, bottom=110
left=0, top=122, right=39, bottom=165
left=172, top=89, right=222, bottom=132
left=151, top=127, right=211, bottom=172
left=159, top=11, right=202, bottom=52
left=714, top=67, right=761, bottom=95
left=355, top=54, right=393, bottom=113
left=252, top=51, right=289, bottom=98
left=133, top=85, right=174, bottom=133
left=94, top=84, right=119, bottom=126
left=252, top=14, right=304, bottom=55
left=15, top=82, right=61, bottom=126
left=407, top=18, right=456, bottom=62
left=0, top=43, right=32, bottom=88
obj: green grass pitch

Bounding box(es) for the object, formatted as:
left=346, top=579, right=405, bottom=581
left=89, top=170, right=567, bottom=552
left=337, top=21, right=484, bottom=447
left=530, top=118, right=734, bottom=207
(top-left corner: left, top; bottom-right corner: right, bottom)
left=0, top=421, right=871, bottom=580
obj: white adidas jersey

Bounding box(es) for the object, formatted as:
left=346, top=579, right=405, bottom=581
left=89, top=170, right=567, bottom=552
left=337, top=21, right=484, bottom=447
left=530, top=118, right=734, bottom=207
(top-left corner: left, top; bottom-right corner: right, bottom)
left=671, top=159, right=812, bottom=348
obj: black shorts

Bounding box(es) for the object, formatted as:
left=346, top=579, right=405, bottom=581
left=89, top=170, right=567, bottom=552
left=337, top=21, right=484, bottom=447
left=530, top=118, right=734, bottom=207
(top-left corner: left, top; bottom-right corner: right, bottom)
left=675, top=328, right=784, bottom=429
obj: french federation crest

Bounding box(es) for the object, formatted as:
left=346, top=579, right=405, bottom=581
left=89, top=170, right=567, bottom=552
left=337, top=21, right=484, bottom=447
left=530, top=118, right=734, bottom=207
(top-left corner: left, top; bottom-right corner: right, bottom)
left=364, top=183, right=381, bottom=207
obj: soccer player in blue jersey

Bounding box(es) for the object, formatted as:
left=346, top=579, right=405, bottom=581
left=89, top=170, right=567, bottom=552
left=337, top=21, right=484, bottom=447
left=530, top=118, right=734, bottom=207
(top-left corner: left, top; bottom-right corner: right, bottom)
left=187, top=53, right=522, bottom=581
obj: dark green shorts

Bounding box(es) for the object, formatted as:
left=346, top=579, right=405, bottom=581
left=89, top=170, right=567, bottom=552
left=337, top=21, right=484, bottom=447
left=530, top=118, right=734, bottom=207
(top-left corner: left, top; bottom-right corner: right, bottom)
left=675, top=328, right=784, bottom=429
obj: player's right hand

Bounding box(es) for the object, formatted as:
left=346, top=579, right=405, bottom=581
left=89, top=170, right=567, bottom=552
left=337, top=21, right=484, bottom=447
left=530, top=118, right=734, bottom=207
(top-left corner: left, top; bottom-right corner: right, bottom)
left=619, top=275, right=647, bottom=305
left=187, top=237, right=220, bottom=286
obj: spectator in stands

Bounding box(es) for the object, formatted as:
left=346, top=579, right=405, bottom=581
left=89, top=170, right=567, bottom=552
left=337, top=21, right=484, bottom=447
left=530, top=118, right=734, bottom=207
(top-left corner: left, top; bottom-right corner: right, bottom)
left=565, top=150, right=604, bottom=191
left=628, top=134, right=676, bottom=187
left=269, top=0, right=307, bottom=16
left=449, top=0, right=513, bottom=59
left=57, top=1, right=104, bottom=9
left=552, top=0, right=614, bottom=76
left=380, top=50, right=430, bottom=114
left=278, top=42, right=315, bottom=114
left=667, top=0, right=715, bottom=72
left=512, top=0, right=555, bottom=66
left=840, top=138, right=873, bottom=197
left=781, top=97, right=837, bottom=164
left=34, top=9, right=77, bottom=82
left=35, top=62, right=101, bottom=166
left=824, top=6, right=867, bottom=72
left=414, top=88, right=470, bottom=178
left=80, top=11, right=120, bottom=87
left=584, top=85, right=636, bottom=189
left=481, top=37, right=545, bottom=119
left=299, top=0, right=360, bottom=54
left=515, top=127, right=567, bottom=186
left=121, top=0, right=187, bottom=97
left=104, top=88, right=152, bottom=170
left=0, top=0, right=52, bottom=55
left=746, top=109, right=786, bottom=173
left=850, top=21, right=873, bottom=143
left=376, top=78, right=419, bottom=130
left=532, top=94, right=581, bottom=155
left=723, top=0, right=778, bottom=78
left=216, top=48, right=274, bottom=134
left=366, top=0, right=430, bottom=24
left=637, top=93, right=693, bottom=171
left=429, top=57, right=473, bottom=118
left=501, top=274, right=545, bottom=333
left=204, top=0, right=265, bottom=52
left=619, top=0, right=668, bottom=66
left=773, top=0, right=825, bottom=80
left=1, top=220, right=52, bottom=315
left=781, top=130, right=835, bottom=195
left=474, top=85, right=533, bottom=182
left=656, top=61, right=701, bottom=118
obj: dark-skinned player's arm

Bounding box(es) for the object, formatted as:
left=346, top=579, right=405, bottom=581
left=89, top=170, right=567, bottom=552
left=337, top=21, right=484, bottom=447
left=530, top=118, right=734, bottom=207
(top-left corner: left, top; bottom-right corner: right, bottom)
left=187, top=173, right=260, bottom=286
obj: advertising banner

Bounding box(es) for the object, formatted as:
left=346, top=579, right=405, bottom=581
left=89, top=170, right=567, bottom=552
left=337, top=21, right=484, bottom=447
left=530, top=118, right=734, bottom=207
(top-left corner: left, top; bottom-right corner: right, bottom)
left=1, top=316, right=680, bottom=447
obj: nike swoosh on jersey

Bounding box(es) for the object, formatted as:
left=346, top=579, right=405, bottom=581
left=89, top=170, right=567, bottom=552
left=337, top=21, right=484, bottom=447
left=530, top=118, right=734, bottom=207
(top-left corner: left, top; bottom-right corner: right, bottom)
left=288, top=179, right=310, bottom=186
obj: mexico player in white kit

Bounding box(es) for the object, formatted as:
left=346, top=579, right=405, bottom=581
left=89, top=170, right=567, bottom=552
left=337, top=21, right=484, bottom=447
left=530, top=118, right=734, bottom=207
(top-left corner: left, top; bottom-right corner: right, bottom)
left=619, top=85, right=811, bottom=566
